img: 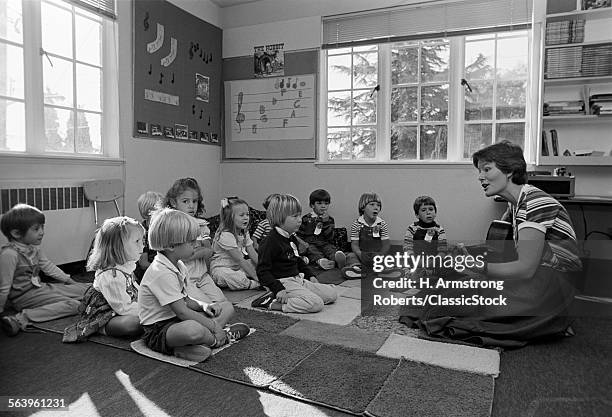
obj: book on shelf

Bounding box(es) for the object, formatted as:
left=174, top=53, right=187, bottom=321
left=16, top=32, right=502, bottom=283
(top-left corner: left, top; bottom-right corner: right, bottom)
left=541, top=131, right=550, bottom=156
left=590, top=93, right=612, bottom=115
left=543, top=100, right=585, bottom=115
left=550, top=129, right=559, bottom=157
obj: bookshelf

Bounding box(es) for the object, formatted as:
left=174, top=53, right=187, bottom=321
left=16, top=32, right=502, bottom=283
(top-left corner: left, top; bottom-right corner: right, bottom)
left=538, top=1, right=612, bottom=167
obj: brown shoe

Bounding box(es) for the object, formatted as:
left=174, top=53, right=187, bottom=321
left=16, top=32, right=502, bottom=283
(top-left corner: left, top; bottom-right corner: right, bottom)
left=1, top=315, right=22, bottom=336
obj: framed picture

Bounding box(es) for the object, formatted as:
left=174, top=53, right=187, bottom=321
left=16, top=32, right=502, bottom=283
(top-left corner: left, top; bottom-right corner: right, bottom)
left=151, top=124, right=162, bottom=136
left=189, top=130, right=198, bottom=140
left=582, top=0, right=611, bottom=9
left=210, top=133, right=218, bottom=143
left=199, top=131, right=208, bottom=142
left=175, top=124, right=188, bottom=139
left=195, top=73, right=209, bottom=102
left=136, top=121, right=148, bottom=135
left=163, top=126, right=174, bottom=138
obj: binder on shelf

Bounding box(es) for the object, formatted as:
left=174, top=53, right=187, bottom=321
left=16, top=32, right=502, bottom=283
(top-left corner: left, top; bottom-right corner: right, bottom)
left=541, top=131, right=550, bottom=156
left=550, top=129, right=560, bottom=156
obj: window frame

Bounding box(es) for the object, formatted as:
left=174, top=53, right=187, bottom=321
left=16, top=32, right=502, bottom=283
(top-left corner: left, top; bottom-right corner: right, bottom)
left=318, top=30, right=534, bottom=165
left=0, top=0, right=119, bottom=159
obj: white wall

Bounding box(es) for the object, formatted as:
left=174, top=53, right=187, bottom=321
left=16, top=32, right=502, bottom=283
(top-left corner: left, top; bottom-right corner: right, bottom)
left=118, top=0, right=222, bottom=225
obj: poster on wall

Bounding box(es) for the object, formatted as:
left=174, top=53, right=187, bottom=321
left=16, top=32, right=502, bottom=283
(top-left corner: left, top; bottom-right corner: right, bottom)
left=254, top=43, right=284, bottom=78
left=195, top=73, right=209, bottom=102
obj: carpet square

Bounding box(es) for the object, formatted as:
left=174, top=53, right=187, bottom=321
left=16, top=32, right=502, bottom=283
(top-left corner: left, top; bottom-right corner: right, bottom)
left=338, top=285, right=361, bottom=300
left=285, top=296, right=361, bottom=325
left=192, top=331, right=320, bottom=387
left=232, top=306, right=299, bottom=333
left=280, top=320, right=388, bottom=352
left=366, top=359, right=495, bottom=417
left=270, top=344, right=399, bottom=415
left=222, top=288, right=265, bottom=305
left=376, top=333, right=500, bottom=376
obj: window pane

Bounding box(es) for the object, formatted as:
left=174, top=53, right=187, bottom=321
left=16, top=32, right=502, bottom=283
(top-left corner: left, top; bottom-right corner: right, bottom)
left=496, top=80, right=527, bottom=119
left=44, top=56, right=73, bottom=107
left=328, top=54, right=351, bottom=91
left=465, top=80, right=493, bottom=120
left=391, top=125, right=417, bottom=160
left=352, top=127, right=376, bottom=159
left=327, top=128, right=351, bottom=160
left=421, top=43, right=449, bottom=83
left=0, top=42, right=24, bottom=99
left=391, top=44, right=418, bottom=84
left=44, top=106, right=73, bottom=152
left=353, top=45, right=377, bottom=52
left=353, top=51, right=377, bottom=89
left=421, top=84, right=448, bottom=122
left=0, top=98, right=25, bottom=151
left=463, top=123, right=492, bottom=158
left=495, top=122, right=524, bottom=148
left=328, top=90, right=351, bottom=126
left=352, top=90, right=376, bottom=124
left=75, top=14, right=101, bottom=66
left=42, top=1, right=73, bottom=58
left=497, top=37, right=528, bottom=79
left=420, top=125, right=447, bottom=160
left=391, top=87, right=417, bottom=122
left=465, top=39, right=494, bottom=80
left=0, top=0, right=23, bottom=44
left=75, top=111, right=101, bottom=154
left=76, top=64, right=101, bottom=111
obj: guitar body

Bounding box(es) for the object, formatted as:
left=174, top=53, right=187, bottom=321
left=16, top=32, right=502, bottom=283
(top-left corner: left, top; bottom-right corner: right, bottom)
left=486, top=220, right=517, bottom=262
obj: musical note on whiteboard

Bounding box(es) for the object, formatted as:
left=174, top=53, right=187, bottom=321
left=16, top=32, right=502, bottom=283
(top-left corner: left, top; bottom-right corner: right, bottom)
left=227, top=74, right=315, bottom=142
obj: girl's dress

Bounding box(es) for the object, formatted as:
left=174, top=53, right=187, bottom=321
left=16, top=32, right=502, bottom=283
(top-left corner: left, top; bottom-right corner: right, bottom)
left=63, top=262, right=138, bottom=343
left=210, top=231, right=256, bottom=290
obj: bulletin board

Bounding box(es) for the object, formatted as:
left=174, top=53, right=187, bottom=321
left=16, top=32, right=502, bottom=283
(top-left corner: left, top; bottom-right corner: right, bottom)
left=222, top=49, right=319, bottom=159
left=133, top=0, right=222, bottom=145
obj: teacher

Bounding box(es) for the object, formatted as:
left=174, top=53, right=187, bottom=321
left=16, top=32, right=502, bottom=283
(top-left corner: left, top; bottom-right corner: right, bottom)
left=400, top=141, right=582, bottom=348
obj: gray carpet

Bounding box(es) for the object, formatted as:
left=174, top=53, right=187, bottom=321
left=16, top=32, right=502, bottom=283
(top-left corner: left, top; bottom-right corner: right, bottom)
left=232, top=306, right=300, bottom=333
left=191, top=331, right=321, bottom=387
left=270, top=345, right=400, bottom=415
left=365, top=359, right=495, bottom=417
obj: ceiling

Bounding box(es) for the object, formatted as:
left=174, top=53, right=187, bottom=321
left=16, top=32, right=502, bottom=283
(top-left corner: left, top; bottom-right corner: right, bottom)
left=209, top=0, right=263, bottom=8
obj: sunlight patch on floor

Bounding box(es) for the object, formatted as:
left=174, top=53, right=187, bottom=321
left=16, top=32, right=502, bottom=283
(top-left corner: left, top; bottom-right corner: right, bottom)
left=115, top=370, right=171, bottom=417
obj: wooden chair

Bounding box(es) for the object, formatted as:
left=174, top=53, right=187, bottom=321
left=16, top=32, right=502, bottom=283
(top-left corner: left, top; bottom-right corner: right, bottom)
left=82, top=179, right=124, bottom=226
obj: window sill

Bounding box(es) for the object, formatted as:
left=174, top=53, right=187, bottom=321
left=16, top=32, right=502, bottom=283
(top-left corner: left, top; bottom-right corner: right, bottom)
left=314, top=160, right=475, bottom=168
left=0, top=152, right=125, bottom=166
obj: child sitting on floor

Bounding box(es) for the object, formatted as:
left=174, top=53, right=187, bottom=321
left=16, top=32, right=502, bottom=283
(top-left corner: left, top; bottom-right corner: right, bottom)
left=135, top=191, right=164, bottom=282
left=298, top=189, right=346, bottom=270
left=0, top=204, right=89, bottom=336
left=254, top=194, right=337, bottom=313
left=139, top=208, right=249, bottom=362
left=164, top=178, right=229, bottom=312
left=342, top=192, right=391, bottom=279
left=253, top=193, right=309, bottom=259
left=404, top=196, right=447, bottom=257
left=210, top=197, right=260, bottom=290
left=63, top=216, right=145, bottom=342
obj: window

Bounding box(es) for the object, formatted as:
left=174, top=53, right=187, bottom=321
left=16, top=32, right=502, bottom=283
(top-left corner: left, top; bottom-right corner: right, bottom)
left=0, top=0, right=118, bottom=157
left=320, top=0, right=533, bottom=163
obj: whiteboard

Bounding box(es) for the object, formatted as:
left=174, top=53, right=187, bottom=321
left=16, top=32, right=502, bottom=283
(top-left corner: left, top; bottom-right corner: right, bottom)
left=226, top=74, right=315, bottom=142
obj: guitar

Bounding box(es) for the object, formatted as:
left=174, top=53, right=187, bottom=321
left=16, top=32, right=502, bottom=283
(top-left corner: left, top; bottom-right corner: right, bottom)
left=485, top=220, right=516, bottom=262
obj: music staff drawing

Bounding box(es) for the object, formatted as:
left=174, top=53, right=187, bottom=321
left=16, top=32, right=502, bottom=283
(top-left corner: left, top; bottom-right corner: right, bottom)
left=228, top=74, right=315, bottom=141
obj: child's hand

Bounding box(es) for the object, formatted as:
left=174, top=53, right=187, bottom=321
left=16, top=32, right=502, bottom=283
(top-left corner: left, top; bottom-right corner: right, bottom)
left=309, top=276, right=319, bottom=283
left=205, top=303, right=221, bottom=317
left=276, top=290, right=289, bottom=304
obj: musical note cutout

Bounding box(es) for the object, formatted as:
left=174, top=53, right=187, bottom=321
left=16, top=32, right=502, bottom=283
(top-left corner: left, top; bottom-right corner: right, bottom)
left=159, top=72, right=164, bottom=84
left=235, top=92, right=245, bottom=133
left=160, top=38, right=177, bottom=67
left=147, top=23, right=164, bottom=53
left=148, top=64, right=152, bottom=75
left=143, top=12, right=150, bottom=31
left=171, top=73, right=174, bottom=83
left=199, top=110, right=203, bottom=119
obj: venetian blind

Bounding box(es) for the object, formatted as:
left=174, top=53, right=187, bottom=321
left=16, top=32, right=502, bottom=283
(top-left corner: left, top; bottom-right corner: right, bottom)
left=67, top=0, right=116, bottom=19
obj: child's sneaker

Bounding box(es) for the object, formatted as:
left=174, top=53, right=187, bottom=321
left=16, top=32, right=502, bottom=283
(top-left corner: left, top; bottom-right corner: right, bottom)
left=341, top=265, right=362, bottom=279
left=225, top=323, right=250, bottom=343
left=251, top=291, right=275, bottom=309
left=334, top=251, right=346, bottom=269
left=317, top=259, right=335, bottom=270
left=1, top=315, right=23, bottom=336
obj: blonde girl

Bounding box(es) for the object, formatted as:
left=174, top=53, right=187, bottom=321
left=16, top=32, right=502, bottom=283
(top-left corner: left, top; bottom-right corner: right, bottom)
left=210, top=197, right=260, bottom=290
left=138, top=208, right=249, bottom=362
left=254, top=194, right=337, bottom=313
left=164, top=178, right=226, bottom=305
left=64, top=217, right=144, bottom=342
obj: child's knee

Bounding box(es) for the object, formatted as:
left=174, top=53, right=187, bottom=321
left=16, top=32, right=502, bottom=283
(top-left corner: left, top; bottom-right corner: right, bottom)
left=219, top=300, right=234, bottom=316
left=184, top=322, right=211, bottom=344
